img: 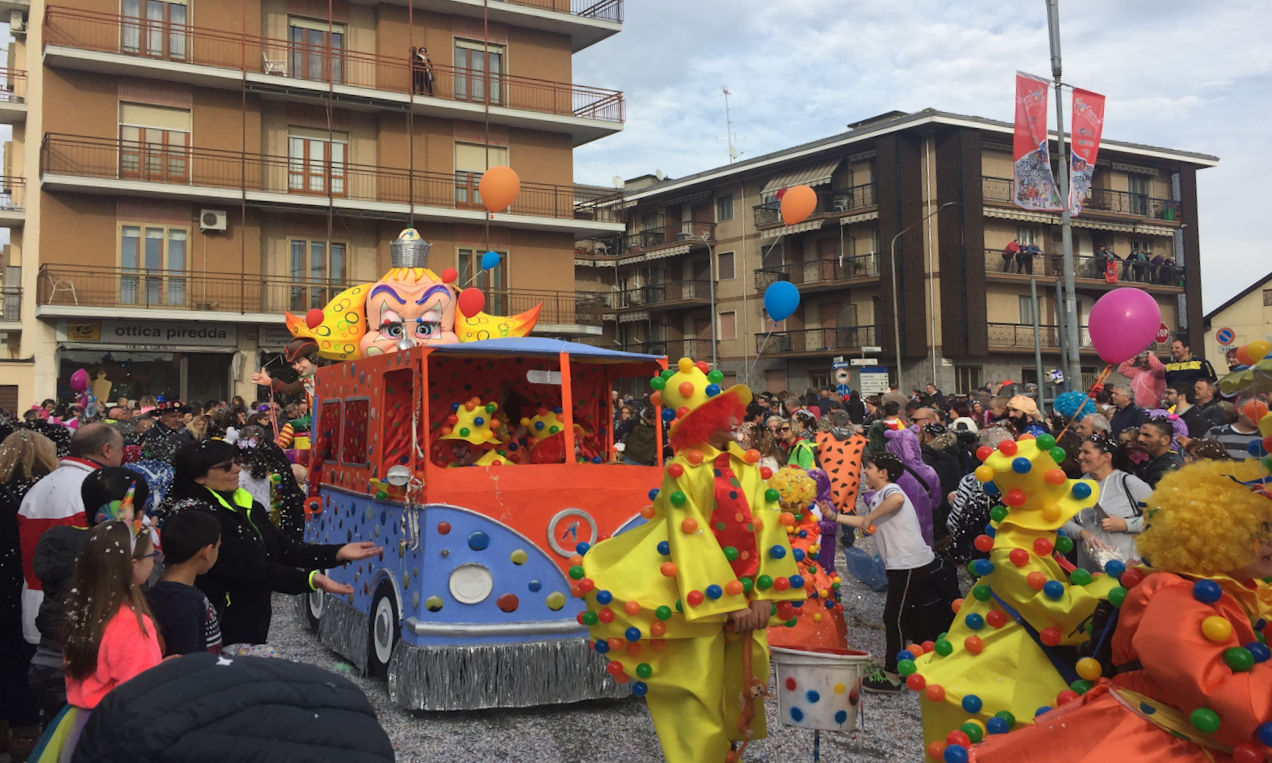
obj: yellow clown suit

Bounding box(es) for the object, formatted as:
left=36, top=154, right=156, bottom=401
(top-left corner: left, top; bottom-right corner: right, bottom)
left=580, top=358, right=806, bottom=763
left=909, top=433, right=1118, bottom=753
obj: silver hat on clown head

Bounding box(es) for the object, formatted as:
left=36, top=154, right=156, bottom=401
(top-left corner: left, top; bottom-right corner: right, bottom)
left=391, top=227, right=432, bottom=268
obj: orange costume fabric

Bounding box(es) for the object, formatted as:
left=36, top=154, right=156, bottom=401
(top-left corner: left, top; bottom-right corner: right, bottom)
left=970, top=572, right=1272, bottom=761
left=766, top=498, right=847, bottom=651
left=813, top=431, right=867, bottom=514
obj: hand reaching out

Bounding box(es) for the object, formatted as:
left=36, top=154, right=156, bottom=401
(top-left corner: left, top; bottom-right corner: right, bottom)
left=337, top=541, right=382, bottom=562
left=313, top=573, right=353, bottom=595
left=250, top=367, right=273, bottom=386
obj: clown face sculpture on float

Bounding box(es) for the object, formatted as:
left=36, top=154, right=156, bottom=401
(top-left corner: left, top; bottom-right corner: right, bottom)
left=284, top=228, right=540, bottom=360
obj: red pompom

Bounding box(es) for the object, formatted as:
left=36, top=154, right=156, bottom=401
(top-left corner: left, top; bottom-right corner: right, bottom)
left=305, top=308, right=324, bottom=329
left=440, top=267, right=458, bottom=284
left=458, top=287, right=485, bottom=317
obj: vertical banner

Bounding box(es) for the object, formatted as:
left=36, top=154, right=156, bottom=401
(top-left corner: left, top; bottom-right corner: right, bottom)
left=1013, top=71, right=1063, bottom=211
left=1068, top=87, right=1106, bottom=216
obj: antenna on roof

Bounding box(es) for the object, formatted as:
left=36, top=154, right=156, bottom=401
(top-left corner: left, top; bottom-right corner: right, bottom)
left=722, top=87, right=741, bottom=163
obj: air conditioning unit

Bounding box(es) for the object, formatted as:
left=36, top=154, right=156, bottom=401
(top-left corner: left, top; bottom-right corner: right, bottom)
left=10, top=11, right=25, bottom=35
left=199, top=209, right=227, bottom=232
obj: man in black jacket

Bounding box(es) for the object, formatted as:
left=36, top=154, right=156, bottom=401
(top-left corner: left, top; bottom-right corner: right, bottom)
left=1163, top=339, right=1216, bottom=401
left=1108, top=384, right=1148, bottom=436
left=1163, top=384, right=1207, bottom=438
left=1135, top=418, right=1184, bottom=487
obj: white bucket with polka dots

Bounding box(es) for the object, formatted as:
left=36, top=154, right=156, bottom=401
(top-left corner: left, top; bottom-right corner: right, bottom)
left=770, top=646, right=871, bottom=731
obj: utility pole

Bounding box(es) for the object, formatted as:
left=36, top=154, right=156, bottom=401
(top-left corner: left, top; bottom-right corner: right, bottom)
left=1046, top=0, right=1082, bottom=388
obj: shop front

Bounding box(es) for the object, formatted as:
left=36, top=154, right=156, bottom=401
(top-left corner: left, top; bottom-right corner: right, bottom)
left=57, top=319, right=240, bottom=404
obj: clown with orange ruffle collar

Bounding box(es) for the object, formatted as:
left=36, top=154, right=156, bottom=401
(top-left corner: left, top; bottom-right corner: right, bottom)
left=579, top=358, right=806, bottom=763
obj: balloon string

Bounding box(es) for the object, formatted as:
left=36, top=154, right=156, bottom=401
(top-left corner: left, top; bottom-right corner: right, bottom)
left=1055, top=363, right=1113, bottom=441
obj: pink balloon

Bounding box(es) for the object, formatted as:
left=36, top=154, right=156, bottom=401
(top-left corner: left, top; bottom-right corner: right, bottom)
left=1087, top=288, right=1161, bottom=364
left=69, top=368, right=89, bottom=393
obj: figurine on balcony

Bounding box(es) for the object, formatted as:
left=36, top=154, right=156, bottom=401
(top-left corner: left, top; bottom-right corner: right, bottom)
left=282, top=228, right=541, bottom=362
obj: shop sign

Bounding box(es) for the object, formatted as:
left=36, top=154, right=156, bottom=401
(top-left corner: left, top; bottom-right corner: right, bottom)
left=66, top=319, right=238, bottom=347
left=260, top=325, right=294, bottom=349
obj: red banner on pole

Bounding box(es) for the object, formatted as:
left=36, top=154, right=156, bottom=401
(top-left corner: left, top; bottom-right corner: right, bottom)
left=1013, top=71, right=1062, bottom=212
left=1068, top=87, right=1106, bottom=216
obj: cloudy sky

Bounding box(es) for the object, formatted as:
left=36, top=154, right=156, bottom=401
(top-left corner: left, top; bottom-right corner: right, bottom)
left=574, top=0, right=1269, bottom=313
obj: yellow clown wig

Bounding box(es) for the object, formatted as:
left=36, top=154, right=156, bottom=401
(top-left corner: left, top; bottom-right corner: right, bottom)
left=767, top=466, right=818, bottom=511
left=1137, top=459, right=1272, bottom=577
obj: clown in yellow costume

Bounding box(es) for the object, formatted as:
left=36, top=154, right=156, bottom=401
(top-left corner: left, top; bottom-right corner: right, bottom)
left=580, top=358, right=806, bottom=763
left=436, top=397, right=512, bottom=467
left=909, top=433, right=1117, bottom=754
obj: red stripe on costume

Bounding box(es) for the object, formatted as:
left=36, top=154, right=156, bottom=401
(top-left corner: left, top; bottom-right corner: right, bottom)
left=16, top=512, right=88, bottom=589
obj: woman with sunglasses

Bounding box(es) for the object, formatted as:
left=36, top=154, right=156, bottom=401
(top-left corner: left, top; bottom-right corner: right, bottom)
left=158, top=440, right=381, bottom=647
left=1063, top=433, right=1153, bottom=572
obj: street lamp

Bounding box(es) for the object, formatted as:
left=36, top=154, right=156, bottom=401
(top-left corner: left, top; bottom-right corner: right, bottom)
left=678, top=229, right=717, bottom=368
left=889, top=201, right=958, bottom=391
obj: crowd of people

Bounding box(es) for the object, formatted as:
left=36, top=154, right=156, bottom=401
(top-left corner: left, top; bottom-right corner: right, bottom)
left=0, top=389, right=389, bottom=760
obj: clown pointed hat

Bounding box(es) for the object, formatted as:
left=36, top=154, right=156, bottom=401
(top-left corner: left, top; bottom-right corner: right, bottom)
left=650, top=357, right=752, bottom=451
left=975, top=433, right=1098, bottom=531
left=440, top=397, right=504, bottom=445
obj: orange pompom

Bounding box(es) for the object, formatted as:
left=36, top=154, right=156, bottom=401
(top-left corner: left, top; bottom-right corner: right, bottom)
left=681, top=518, right=699, bottom=534
left=624, top=600, right=641, bottom=615
left=725, top=580, right=745, bottom=596
left=660, top=562, right=678, bottom=577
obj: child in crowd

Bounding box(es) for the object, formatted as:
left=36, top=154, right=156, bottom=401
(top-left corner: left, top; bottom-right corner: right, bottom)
left=30, top=521, right=162, bottom=760
left=148, top=509, right=223, bottom=656
left=834, top=452, right=936, bottom=692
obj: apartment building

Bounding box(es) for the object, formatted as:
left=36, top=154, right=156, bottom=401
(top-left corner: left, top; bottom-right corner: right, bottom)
left=0, top=0, right=624, bottom=408
left=577, top=109, right=1217, bottom=396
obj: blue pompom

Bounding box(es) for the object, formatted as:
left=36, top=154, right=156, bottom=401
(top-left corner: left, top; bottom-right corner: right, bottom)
left=986, top=716, right=1009, bottom=735
left=983, top=481, right=1000, bottom=496
left=1071, top=482, right=1093, bottom=500
left=595, top=590, right=613, bottom=605
left=576, top=542, right=591, bottom=555
left=624, top=627, right=641, bottom=642
left=1246, top=642, right=1271, bottom=663
left=661, top=408, right=676, bottom=422
left=1043, top=580, right=1065, bottom=600
left=648, top=488, right=660, bottom=501
left=1258, top=722, right=1272, bottom=747
left=971, top=559, right=995, bottom=577
left=789, top=574, right=805, bottom=589
left=897, top=649, right=915, bottom=662
left=657, top=540, right=670, bottom=556
left=705, top=584, right=723, bottom=599
left=1012, top=457, right=1032, bottom=474
left=964, top=613, right=985, bottom=630
left=944, top=744, right=969, bottom=763
left=1035, top=705, right=1052, bottom=717
left=793, top=548, right=806, bottom=562
left=961, top=694, right=983, bottom=713
left=769, top=545, right=787, bottom=559
left=594, top=639, right=609, bottom=654
left=631, top=681, right=648, bottom=697
left=705, top=383, right=721, bottom=397
left=1192, top=579, right=1222, bottom=604
left=1104, top=559, right=1126, bottom=579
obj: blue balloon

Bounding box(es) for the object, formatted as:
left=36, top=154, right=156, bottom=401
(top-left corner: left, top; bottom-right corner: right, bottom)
left=763, top=281, right=800, bottom=322
left=481, top=250, right=501, bottom=270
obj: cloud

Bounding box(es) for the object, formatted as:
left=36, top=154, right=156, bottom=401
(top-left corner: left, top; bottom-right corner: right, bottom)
left=575, top=1, right=1267, bottom=311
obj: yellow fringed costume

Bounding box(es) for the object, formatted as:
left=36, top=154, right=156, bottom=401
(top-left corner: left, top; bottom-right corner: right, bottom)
left=580, top=359, right=805, bottom=763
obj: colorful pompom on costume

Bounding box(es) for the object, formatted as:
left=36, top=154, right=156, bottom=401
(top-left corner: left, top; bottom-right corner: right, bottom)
left=581, top=358, right=806, bottom=763
left=967, top=458, right=1272, bottom=762
left=911, top=433, right=1117, bottom=753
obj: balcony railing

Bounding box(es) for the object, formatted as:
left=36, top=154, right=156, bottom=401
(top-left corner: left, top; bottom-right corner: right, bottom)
left=0, top=287, right=20, bottom=322
left=758, top=326, right=876, bottom=355
left=618, top=338, right=703, bottom=358
left=988, top=323, right=1093, bottom=350
left=620, top=280, right=712, bottom=309
left=982, top=248, right=1184, bottom=287
left=0, top=176, right=25, bottom=211
left=574, top=291, right=613, bottom=324
left=507, top=0, right=624, bottom=22
left=0, top=68, right=26, bottom=103
left=41, top=134, right=623, bottom=222
left=43, top=7, right=624, bottom=124
left=981, top=176, right=1182, bottom=221
left=37, top=265, right=595, bottom=325
left=754, top=252, right=880, bottom=291
left=753, top=183, right=877, bottom=227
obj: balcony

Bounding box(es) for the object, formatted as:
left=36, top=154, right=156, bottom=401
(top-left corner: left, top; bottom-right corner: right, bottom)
left=575, top=221, right=714, bottom=264
left=42, top=7, right=624, bottom=145
left=0, top=287, right=20, bottom=330
left=754, top=252, right=880, bottom=292
left=0, top=68, right=27, bottom=124
left=574, top=290, right=614, bottom=325
left=758, top=326, right=876, bottom=357
left=36, top=264, right=601, bottom=329
left=620, top=280, right=712, bottom=310
left=982, top=248, right=1184, bottom=290
left=413, top=0, right=622, bottom=52
left=40, top=134, right=624, bottom=235
left=753, top=183, right=877, bottom=228
left=981, top=176, right=1183, bottom=223
left=617, top=338, right=704, bottom=358
left=0, top=176, right=26, bottom=226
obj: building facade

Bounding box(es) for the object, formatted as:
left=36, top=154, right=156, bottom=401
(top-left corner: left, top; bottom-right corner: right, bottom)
left=0, top=0, right=625, bottom=408
left=577, top=109, right=1216, bottom=397
left=1203, top=271, right=1272, bottom=369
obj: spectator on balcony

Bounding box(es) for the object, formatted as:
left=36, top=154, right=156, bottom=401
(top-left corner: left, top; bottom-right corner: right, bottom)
left=1001, top=239, right=1020, bottom=272
left=1163, top=339, right=1216, bottom=400
left=1116, top=351, right=1166, bottom=410
left=1108, top=384, right=1149, bottom=437
left=1016, top=242, right=1040, bottom=274
left=411, top=47, right=434, bottom=96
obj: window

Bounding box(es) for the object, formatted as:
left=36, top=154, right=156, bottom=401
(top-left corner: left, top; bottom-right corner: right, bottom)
left=454, top=39, right=504, bottom=104
left=716, top=195, right=733, bottom=222
left=120, top=224, right=187, bottom=306
left=289, top=239, right=346, bottom=311
left=121, top=0, right=187, bottom=61
left=342, top=398, right=370, bottom=465
left=716, top=251, right=735, bottom=280
left=288, top=130, right=347, bottom=196
left=1128, top=175, right=1149, bottom=216
left=454, top=142, right=509, bottom=208
left=955, top=365, right=981, bottom=393
left=1016, top=225, right=1041, bottom=245
left=718, top=311, right=736, bottom=341
left=1019, top=295, right=1035, bottom=325
left=319, top=400, right=342, bottom=463
left=458, top=248, right=507, bottom=313
left=1264, top=289, right=1272, bottom=307
left=119, top=103, right=191, bottom=183
left=289, top=17, right=345, bottom=83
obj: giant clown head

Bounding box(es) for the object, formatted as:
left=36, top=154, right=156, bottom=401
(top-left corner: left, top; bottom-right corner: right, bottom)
left=284, top=228, right=540, bottom=361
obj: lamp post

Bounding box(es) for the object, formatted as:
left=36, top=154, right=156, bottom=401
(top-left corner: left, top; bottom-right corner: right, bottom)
left=678, top=229, right=717, bottom=368
left=889, top=201, right=958, bottom=391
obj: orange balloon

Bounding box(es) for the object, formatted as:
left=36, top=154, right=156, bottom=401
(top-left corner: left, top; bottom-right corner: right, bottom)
left=478, top=165, right=520, bottom=213
left=1235, top=345, right=1254, bottom=365
left=779, top=184, right=817, bottom=225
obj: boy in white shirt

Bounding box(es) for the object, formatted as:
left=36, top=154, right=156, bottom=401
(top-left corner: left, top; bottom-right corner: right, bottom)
left=835, top=452, right=936, bottom=692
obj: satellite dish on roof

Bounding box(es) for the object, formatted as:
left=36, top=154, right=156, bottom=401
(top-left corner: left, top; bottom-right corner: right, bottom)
left=654, top=170, right=665, bottom=181
left=611, top=176, right=623, bottom=188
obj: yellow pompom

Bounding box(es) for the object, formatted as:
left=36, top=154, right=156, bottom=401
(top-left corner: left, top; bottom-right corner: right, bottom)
left=1201, top=615, right=1233, bottom=643
left=974, top=465, right=995, bottom=483
left=1075, top=657, right=1103, bottom=681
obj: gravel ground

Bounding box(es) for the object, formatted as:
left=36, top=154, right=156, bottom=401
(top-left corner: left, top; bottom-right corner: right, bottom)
left=271, top=540, right=927, bottom=762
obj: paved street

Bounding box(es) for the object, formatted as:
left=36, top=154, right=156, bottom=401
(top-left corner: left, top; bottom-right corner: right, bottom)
left=271, top=540, right=926, bottom=762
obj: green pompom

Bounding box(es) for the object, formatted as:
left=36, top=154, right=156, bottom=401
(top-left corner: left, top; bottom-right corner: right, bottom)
left=1108, top=586, right=1128, bottom=608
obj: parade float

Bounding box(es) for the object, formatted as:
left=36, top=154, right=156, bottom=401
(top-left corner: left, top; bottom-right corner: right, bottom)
left=289, top=225, right=668, bottom=710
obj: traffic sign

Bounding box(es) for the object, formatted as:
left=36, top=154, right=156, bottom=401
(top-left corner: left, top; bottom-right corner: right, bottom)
left=861, top=345, right=883, bottom=353
left=850, top=358, right=878, bottom=366
left=1154, top=322, right=1171, bottom=344
left=1215, top=327, right=1235, bottom=345
left=858, top=367, right=889, bottom=394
